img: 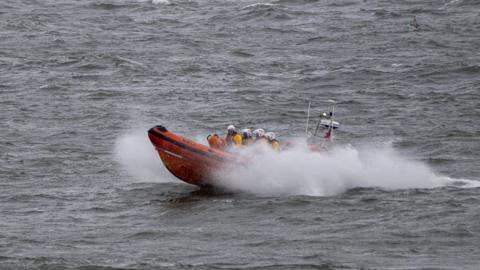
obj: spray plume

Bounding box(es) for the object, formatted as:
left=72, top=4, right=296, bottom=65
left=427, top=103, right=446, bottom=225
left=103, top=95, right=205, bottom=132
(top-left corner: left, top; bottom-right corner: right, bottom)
left=114, top=130, right=478, bottom=195
left=114, top=130, right=176, bottom=183
left=214, top=141, right=476, bottom=196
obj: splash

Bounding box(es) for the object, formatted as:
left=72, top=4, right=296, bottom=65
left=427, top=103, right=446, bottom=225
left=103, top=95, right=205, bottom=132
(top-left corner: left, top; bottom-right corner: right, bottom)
left=114, top=130, right=176, bottom=183
left=114, top=128, right=478, bottom=195
left=214, top=141, right=475, bottom=196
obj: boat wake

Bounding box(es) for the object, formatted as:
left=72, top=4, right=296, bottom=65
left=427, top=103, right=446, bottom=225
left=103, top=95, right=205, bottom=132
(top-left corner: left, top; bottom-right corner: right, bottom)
left=215, top=141, right=479, bottom=196
left=115, top=129, right=478, bottom=195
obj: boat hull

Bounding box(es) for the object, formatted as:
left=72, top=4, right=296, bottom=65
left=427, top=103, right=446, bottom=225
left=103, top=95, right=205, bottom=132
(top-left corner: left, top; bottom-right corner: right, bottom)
left=148, top=126, right=233, bottom=186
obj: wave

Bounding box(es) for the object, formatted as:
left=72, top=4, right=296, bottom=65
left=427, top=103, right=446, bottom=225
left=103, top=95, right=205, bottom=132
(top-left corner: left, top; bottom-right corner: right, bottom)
left=152, top=0, right=173, bottom=5
left=237, top=2, right=310, bottom=22
left=241, top=3, right=277, bottom=10
left=443, top=0, right=480, bottom=7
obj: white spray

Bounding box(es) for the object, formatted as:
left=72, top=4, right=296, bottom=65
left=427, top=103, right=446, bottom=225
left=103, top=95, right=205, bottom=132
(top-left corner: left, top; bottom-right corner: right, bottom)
left=214, top=141, right=476, bottom=196
left=114, top=130, right=176, bottom=183
left=114, top=128, right=478, bottom=194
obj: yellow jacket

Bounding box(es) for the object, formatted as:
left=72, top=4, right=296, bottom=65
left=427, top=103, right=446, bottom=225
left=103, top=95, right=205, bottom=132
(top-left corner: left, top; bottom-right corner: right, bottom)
left=226, top=133, right=242, bottom=146
left=270, top=140, right=280, bottom=151
left=233, top=134, right=242, bottom=145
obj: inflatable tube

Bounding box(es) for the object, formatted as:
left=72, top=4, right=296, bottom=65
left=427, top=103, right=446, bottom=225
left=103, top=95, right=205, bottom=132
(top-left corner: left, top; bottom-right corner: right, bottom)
left=148, top=126, right=234, bottom=186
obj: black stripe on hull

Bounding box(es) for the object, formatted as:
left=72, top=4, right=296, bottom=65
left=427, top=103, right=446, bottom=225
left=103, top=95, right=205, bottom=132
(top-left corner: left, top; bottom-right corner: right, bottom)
left=148, top=127, right=227, bottom=163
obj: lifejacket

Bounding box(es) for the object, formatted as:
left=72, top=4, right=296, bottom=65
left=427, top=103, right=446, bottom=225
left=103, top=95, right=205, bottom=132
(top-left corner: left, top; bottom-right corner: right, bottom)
left=269, top=139, right=280, bottom=151
left=225, top=133, right=242, bottom=146
left=233, top=134, right=242, bottom=145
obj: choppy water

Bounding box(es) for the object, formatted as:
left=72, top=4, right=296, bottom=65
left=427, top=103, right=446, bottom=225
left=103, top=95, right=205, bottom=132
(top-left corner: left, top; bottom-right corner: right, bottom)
left=1, top=0, right=480, bottom=269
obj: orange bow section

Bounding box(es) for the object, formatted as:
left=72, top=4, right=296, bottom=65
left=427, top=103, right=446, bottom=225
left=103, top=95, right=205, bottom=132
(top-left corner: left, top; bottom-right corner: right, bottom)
left=148, top=126, right=234, bottom=186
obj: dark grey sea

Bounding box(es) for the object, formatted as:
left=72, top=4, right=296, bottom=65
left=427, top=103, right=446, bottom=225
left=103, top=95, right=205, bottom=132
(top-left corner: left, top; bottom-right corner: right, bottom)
left=1, top=0, right=479, bottom=269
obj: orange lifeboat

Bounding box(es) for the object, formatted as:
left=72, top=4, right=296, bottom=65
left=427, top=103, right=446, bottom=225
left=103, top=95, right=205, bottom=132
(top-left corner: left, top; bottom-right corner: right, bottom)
left=148, top=125, right=234, bottom=186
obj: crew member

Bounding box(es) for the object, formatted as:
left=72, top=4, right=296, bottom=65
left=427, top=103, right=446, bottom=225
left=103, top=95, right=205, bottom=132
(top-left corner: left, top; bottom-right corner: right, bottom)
left=207, top=133, right=226, bottom=150
left=253, top=128, right=267, bottom=144
left=265, top=132, right=280, bottom=151
left=225, top=125, right=242, bottom=147
left=241, top=128, right=254, bottom=145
